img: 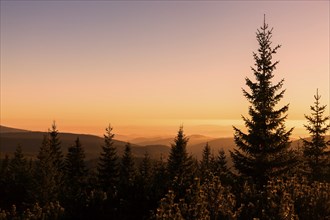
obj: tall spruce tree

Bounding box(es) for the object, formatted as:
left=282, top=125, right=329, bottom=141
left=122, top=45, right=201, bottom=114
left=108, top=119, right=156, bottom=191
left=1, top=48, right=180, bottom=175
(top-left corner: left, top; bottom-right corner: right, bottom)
left=119, top=142, right=136, bottom=191
left=0, top=155, right=9, bottom=180
left=301, top=89, right=330, bottom=181
left=200, top=143, right=212, bottom=171
left=167, top=126, right=194, bottom=197
left=135, top=152, right=154, bottom=218
left=0, top=155, right=10, bottom=209
left=230, top=18, right=296, bottom=185
left=49, top=121, right=64, bottom=171
left=65, top=137, right=87, bottom=194
left=7, top=146, right=33, bottom=209
left=200, top=142, right=213, bottom=181
left=118, top=142, right=136, bottom=218
left=167, top=126, right=190, bottom=179
left=139, top=152, right=153, bottom=184
left=152, top=155, right=168, bottom=203
left=214, top=149, right=232, bottom=185
left=34, top=134, right=59, bottom=204
left=48, top=121, right=64, bottom=198
left=64, top=137, right=88, bottom=218
left=97, top=124, right=119, bottom=195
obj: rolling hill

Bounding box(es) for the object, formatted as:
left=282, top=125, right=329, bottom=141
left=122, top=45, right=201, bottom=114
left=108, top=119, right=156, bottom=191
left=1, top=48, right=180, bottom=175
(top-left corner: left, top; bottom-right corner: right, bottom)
left=188, top=137, right=235, bottom=159
left=1, top=125, right=329, bottom=162
left=0, top=127, right=169, bottom=160
left=0, top=125, right=30, bottom=133
left=131, top=134, right=216, bottom=147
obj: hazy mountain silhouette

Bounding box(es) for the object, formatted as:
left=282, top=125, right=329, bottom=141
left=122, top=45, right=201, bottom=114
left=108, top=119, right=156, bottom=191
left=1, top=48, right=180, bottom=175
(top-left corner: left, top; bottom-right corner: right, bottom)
left=1, top=125, right=328, bottom=162
left=131, top=134, right=216, bottom=147
left=0, top=125, right=30, bottom=133
left=188, top=137, right=235, bottom=159
left=0, top=126, right=169, bottom=160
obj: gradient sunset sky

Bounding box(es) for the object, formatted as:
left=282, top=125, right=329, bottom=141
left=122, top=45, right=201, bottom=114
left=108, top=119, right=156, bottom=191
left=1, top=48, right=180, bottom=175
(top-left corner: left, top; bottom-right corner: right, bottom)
left=1, top=1, right=329, bottom=138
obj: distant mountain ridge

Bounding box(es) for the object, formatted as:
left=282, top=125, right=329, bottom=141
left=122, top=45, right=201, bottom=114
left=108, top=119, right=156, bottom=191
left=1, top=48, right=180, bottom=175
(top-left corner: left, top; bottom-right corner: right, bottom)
left=0, top=125, right=169, bottom=160
left=1, top=125, right=329, bottom=162
left=0, top=125, right=30, bottom=133
left=131, top=134, right=216, bottom=147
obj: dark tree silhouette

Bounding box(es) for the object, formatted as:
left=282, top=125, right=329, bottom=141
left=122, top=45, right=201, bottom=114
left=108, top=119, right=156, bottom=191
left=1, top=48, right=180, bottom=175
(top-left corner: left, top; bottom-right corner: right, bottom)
left=34, top=134, right=59, bottom=204
left=214, top=149, right=233, bottom=185
left=301, top=89, right=330, bottom=181
left=49, top=121, right=64, bottom=172
left=200, top=142, right=213, bottom=181
left=97, top=124, right=119, bottom=195
left=0, top=155, right=10, bottom=209
left=230, top=18, right=296, bottom=186
left=4, top=146, right=33, bottom=210
left=119, top=142, right=136, bottom=191
left=215, top=149, right=229, bottom=174
left=118, top=142, right=137, bottom=218
left=167, top=126, right=195, bottom=197
left=167, top=126, right=190, bottom=177
left=135, top=152, right=154, bottom=217
left=0, top=155, right=10, bottom=179
left=200, top=143, right=212, bottom=171
left=64, top=137, right=88, bottom=218
left=65, top=137, right=88, bottom=196
left=139, top=152, right=153, bottom=184
left=65, top=137, right=87, bottom=186
left=151, top=155, right=168, bottom=204
left=48, top=121, right=65, bottom=199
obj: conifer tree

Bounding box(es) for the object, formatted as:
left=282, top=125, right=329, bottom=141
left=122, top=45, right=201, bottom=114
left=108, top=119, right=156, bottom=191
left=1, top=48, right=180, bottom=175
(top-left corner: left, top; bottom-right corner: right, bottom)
left=49, top=121, right=64, bottom=172
left=139, top=152, right=153, bottom=183
left=152, top=155, right=168, bottom=202
left=167, top=126, right=190, bottom=178
left=34, top=134, right=59, bottom=204
left=97, top=124, right=119, bottom=195
left=200, top=142, right=212, bottom=181
left=0, top=147, right=33, bottom=210
left=0, top=155, right=10, bottom=180
left=301, top=89, right=330, bottom=181
left=0, top=155, right=10, bottom=209
left=215, top=149, right=229, bottom=175
left=65, top=137, right=88, bottom=194
left=119, top=142, right=136, bottom=190
left=201, top=143, right=212, bottom=171
left=230, top=18, right=296, bottom=185
left=214, top=149, right=232, bottom=185
left=118, top=142, right=136, bottom=218
left=8, top=145, right=33, bottom=209
left=167, top=126, right=194, bottom=197
left=136, top=152, right=154, bottom=213
left=48, top=121, right=65, bottom=199
left=64, top=137, right=88, bottom=218
left=136, top=152, right=153, bottom=204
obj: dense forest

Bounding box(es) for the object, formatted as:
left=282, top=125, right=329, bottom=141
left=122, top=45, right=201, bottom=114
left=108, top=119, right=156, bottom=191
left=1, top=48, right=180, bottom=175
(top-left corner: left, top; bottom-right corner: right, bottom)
left=1, top=20, right=329, bottom=220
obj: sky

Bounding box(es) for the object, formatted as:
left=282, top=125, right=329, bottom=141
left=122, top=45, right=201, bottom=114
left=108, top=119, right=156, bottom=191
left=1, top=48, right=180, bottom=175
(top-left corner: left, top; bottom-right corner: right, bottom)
left=1, top=1, right=329, bottom=139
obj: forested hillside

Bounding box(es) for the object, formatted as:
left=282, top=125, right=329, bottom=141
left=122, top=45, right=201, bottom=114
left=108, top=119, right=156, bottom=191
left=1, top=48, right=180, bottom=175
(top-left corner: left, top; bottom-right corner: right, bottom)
left=0, top=129, right=169, bottom=160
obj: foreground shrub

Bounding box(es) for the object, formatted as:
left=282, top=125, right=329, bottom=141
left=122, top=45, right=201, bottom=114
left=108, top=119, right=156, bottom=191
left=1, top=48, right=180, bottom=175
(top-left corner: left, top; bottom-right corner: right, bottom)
left=0, top=202, right=64, bottom=220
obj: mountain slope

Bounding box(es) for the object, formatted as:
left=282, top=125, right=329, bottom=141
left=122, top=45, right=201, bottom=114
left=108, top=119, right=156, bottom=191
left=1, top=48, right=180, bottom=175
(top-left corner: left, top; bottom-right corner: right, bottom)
left=1, top=125, right=328, bottom=162
left=0, top=131, right=169, bottom=160
left=132, top=134, right=216, bottom=147
left=188, top=137, right=235, bottom=157
left=0, top=125, right=30, bottom=133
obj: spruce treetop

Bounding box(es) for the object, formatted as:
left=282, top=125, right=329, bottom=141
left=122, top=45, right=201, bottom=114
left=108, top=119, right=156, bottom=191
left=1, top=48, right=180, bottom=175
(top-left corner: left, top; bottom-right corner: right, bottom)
left=97, top=124, right=119, bottom=192
left=303, top=89, right=330, bottom=142
left=65, top=137, right=87, bottom=180
left=301, top=89, right=330, bottom=180
left=231, top=17, right=296, bottom=185
left=167, top=126, right=190, bottom=175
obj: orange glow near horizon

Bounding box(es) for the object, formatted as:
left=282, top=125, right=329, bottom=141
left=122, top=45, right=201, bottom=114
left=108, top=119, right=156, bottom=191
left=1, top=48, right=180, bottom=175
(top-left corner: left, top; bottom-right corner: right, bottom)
left=1, top=1, right=329, bottom=140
